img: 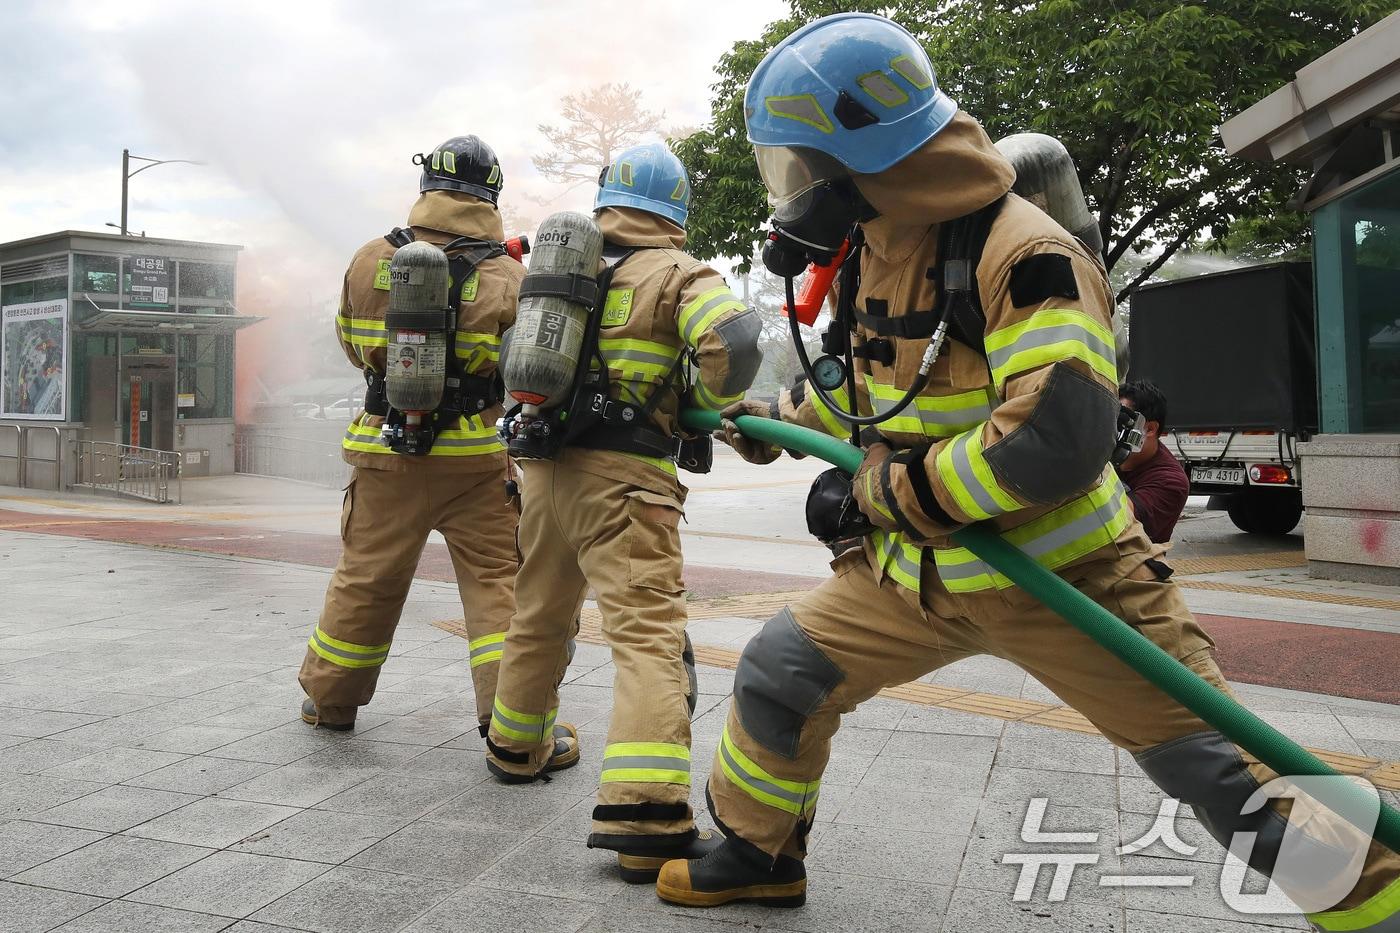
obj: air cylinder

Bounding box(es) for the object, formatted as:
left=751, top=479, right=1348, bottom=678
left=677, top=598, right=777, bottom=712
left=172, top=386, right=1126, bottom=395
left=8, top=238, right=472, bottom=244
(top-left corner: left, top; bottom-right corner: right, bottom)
left=384, top=241, right=451, bottom=414
left=995, top=132, right=1104, bottom=258
left=502, top=211, right=604, bottom=417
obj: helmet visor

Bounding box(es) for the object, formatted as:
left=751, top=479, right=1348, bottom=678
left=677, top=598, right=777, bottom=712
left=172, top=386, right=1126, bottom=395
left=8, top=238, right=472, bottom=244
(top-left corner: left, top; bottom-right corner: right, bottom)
left=754, top=145, right=847, bottom=207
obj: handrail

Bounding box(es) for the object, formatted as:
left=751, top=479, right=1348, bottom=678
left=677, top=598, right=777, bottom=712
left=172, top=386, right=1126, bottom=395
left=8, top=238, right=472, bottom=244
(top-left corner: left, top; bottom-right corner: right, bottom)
left=0, top=424, right=63, bottom=490
left=71, top=439, right=181, bottom=504
left=234, top=427, right=350, bottom=489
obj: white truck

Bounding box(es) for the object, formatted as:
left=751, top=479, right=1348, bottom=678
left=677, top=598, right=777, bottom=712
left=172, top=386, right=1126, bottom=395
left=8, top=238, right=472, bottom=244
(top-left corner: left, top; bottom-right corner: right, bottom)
left=1129, top=261, right=1314, bottom=536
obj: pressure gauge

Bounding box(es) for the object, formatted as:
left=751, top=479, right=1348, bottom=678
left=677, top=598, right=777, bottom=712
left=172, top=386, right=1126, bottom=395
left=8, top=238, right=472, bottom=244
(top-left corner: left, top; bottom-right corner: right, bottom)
left=811, top=354, right=847, bottom=392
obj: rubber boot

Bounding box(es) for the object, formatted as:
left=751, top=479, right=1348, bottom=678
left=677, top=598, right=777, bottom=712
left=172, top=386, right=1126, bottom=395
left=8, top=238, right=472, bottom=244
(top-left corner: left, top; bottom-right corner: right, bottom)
left=655, top=832, right=807, bottom=907
left=617, top=829, right=722, bottom=885
left=300, top=697, right=354, bottom=731
left=487, top=722, right=581, bottom=784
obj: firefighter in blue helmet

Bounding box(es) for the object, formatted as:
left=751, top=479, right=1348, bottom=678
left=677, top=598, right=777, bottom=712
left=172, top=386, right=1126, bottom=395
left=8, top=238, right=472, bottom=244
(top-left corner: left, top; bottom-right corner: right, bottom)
left=657, top=14, right=1400, bottom=929
left=485, top=142, right=763, bottom=884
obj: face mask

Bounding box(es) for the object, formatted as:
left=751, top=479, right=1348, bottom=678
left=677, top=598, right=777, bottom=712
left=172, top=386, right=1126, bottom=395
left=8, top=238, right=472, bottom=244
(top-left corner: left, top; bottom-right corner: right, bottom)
left=761, top=179, right=871, bottom=277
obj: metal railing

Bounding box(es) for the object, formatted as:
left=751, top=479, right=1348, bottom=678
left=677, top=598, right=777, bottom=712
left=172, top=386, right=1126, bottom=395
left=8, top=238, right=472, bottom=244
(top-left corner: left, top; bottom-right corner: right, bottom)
left=234, top=428, right=350, bottom=489
left=73, top=440, right=182, bottom=504
left=0, top=424, right=63, bottom=490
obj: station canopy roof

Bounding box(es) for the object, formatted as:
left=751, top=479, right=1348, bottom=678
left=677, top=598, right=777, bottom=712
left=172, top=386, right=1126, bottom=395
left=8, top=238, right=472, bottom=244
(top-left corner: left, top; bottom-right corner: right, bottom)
left=76, top=298, right=263, bottom=335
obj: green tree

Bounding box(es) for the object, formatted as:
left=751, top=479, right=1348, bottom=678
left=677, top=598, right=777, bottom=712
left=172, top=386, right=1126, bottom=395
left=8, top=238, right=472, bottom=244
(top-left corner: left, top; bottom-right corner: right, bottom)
left=675, top=0, right=1397, bottom=302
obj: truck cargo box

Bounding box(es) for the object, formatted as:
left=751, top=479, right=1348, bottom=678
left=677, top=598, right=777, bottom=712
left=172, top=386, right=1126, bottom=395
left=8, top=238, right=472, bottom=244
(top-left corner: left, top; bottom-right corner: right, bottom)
left=1128, top=261, right=1317, bottom=433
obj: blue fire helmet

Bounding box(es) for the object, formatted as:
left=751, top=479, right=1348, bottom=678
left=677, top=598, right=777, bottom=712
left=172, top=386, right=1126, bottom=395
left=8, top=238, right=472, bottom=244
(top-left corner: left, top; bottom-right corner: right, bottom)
left=594, top=142, right=690, bottom=228
left=744, top=12, right=957, bottom=198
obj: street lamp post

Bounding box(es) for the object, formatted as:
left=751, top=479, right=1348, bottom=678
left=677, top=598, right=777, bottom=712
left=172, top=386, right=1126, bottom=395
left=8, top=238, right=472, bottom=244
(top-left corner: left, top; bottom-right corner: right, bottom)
left=119, top=148, right=204, bottom=236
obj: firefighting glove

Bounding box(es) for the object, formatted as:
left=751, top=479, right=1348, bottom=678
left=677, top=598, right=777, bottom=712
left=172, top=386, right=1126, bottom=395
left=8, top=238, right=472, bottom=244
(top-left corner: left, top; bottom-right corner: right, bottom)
left=851, top=441, right=902, bottom=532
left=715, top=399, right=783, bottom=465
left=806, top=468, right=877, bottom=546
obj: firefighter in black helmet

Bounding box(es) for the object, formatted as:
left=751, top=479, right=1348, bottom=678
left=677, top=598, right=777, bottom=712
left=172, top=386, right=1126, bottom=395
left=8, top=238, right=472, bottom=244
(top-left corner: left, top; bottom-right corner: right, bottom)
left=296, top=136, right=578, bottom=776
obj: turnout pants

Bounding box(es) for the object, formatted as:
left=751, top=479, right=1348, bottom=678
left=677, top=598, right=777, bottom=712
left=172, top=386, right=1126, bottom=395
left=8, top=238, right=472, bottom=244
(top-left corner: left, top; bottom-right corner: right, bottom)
left=710, top=545, right=1400, bottom=930
left=299, top=465, right=518, bottom=726
left=486, top=458, right=696, bottom=850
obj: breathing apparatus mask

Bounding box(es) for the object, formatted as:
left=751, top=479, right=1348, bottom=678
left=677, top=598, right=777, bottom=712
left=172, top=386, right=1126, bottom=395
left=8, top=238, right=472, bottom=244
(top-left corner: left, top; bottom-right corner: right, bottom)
left=755, top=144, right=940, bottom=434
left=757, top=146, right=867, bottom=277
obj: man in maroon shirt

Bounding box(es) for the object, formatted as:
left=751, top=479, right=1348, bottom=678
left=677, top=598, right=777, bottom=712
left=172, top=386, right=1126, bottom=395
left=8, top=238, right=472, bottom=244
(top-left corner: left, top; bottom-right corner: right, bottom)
left=1117, top=380, right=1189, bottom=543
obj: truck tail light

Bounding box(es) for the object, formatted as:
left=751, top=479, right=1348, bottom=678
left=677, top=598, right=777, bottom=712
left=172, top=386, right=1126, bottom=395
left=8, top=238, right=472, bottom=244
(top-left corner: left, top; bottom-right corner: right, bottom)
left=1249, top=464, right=1291, bottom=484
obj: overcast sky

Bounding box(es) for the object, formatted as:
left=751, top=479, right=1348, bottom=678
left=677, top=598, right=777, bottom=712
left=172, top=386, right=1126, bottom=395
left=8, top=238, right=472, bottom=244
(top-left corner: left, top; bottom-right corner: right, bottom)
left=0, top=0, right=784, bottom=299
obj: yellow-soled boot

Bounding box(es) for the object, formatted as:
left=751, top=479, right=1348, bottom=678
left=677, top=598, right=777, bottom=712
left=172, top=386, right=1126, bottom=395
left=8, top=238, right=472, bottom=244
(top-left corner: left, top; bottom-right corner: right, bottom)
left=655, top=834, right=806, bottom=907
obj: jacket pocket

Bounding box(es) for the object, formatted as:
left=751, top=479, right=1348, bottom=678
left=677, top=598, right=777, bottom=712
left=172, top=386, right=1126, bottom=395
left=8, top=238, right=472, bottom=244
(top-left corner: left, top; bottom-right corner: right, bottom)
left=339, top=476, right=357, bottom=544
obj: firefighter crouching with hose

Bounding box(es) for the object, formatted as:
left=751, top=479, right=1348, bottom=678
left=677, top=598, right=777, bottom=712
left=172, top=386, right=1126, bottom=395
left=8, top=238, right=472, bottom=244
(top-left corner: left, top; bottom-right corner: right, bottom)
left=486, top=142, right=763, bottom=883
left=297, top=135, right=563, bottom=751
left=656, top=15, right=1400, bottom=929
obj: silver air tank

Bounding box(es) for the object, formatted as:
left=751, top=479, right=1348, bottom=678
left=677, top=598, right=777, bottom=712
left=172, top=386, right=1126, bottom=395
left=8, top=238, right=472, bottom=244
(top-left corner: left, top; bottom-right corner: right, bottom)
left=383, top=241, right=451, bottom=415
left=995, top=132, right=1103, bottom=259
left=503, top=211, right=604, bottom=418
left=996, top=132, right=1129, bottom=372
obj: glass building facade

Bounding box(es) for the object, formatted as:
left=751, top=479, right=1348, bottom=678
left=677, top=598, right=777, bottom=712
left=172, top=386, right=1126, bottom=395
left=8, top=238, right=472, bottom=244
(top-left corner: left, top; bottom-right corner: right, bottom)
left=0, top=230, right=258, bottom=473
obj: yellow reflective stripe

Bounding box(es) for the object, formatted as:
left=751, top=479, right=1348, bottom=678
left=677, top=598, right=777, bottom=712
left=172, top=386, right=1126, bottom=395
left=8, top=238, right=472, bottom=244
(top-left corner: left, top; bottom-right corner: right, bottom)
left=491, top=697, right=556, bottom=744
left=984, top=308, right=1116, bottom=391
left=678, top=286, right=743, bottom=346
left=1309, top=876, right=1400, bottom=931
left=807, top=383, right=850, bottom=438
left=455, top=331, right=500, bottom=369
left=864, top=376, right=994, bottom=439
left=933, top=427, right=1020, bottom=521
left=336, top=314, right=388, bottom=349
left=933, top=473, right=1131, bottom=593
left=692, top=378, right=741, bottom=412
left=872, top=530, right=922, bottom=593
left=617, top=451, right=678, bottom=476
left=718, top=725, right=818, bottom=815
left=342, top=415, right=504, bottom=457
left=599, top=741, right=691, bottom=785
left=468, top=631, right=506, bottom=668
left=307, top=625, right=391, bottom=670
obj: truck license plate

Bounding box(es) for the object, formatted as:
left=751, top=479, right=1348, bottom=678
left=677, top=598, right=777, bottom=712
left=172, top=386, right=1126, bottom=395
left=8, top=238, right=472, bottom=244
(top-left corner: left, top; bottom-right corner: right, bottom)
left=1192, top=466, right=1245, bottom=485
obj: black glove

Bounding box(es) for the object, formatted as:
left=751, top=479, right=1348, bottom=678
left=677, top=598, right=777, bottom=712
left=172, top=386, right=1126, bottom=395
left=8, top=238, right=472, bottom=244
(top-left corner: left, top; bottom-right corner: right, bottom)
left=806, top=468, right=878, bottom=546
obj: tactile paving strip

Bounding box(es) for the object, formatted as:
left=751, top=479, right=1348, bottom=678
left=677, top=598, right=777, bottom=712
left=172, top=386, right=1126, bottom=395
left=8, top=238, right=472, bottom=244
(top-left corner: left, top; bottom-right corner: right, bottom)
left=431, top=605, right=1400, bottom=791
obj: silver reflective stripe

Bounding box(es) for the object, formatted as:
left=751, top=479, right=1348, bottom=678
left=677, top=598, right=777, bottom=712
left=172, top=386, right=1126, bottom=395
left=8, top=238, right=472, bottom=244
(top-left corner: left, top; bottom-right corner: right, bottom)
left=1017, top=487, right=1123, bottom=562
left=680, top=293, right=737, bottom=344
left=936, top=484, right=1125, bottom=583
left=433, top=434, right=501, bottom=449
left=344, top=325, right=384, bottom=338
left=948, top=432, right=1005, bottom=517
left=883, top=537, right=922, bottom=583
left=309, top=630, right=389, bottom=664
left=602, top=346, right=679, bottom=368
left=719, top=735, right=813, bottom=810
left=469, top=643, right=502, bottom=662
left=986, top=323, right=1115, bottom=374
left=869, top=392, right=991, bottom=435
left=601, top=756, right=690, bottom=772
left=492, top=707, right=543, bottom=738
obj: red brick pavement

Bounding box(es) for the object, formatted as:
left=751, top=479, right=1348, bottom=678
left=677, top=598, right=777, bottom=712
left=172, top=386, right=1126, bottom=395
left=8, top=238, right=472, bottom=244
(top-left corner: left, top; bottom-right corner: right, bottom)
left=4, top=507, right=1397, bottom=703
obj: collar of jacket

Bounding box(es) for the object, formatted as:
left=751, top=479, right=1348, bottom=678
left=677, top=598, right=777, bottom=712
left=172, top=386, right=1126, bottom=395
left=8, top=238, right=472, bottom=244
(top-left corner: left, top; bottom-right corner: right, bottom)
left=852, top=110, right=1015, bottom=263
left=595, top=206, right=687, bottom=249
left=406, top=190, right=505, bottom=241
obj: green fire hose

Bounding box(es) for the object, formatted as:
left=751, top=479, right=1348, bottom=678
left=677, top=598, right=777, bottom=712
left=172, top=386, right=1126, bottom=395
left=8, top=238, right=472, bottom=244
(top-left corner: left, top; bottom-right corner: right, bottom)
left=680, top=408, right=1400, bottom=854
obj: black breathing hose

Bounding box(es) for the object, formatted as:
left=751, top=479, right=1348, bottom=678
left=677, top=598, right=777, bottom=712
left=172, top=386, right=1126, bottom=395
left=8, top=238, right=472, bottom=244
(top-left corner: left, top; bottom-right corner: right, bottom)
left=783, top=274, right=940, bottom=429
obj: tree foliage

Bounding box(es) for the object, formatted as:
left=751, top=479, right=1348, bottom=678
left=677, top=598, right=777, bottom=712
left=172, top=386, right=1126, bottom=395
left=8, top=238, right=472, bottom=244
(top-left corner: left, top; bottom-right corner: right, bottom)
left=675, top=0, right=1398, bottom=299
left=533, top=83, right=665, bottom=188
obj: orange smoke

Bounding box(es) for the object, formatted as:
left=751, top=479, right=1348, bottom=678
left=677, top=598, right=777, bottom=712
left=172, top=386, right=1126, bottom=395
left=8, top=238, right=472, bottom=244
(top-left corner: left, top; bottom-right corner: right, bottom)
left=234, top=251, right=320, bottom=423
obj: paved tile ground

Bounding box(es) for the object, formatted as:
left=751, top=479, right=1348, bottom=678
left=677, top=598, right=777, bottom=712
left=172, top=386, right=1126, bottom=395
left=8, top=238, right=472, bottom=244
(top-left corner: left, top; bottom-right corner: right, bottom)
left=3, top=531, right=1399, bottom=932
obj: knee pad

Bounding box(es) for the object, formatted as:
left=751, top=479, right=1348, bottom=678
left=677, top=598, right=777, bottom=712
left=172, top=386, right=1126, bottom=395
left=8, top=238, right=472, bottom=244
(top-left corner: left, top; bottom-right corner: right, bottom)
left=733, top=608, right=844, bottom=759
left=1136, top=730, right=1372, bottom=884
